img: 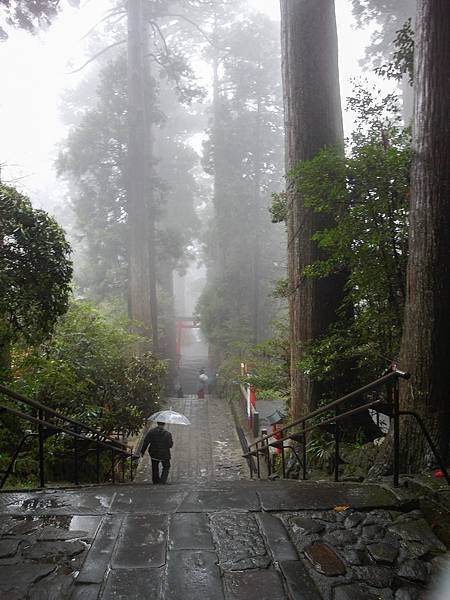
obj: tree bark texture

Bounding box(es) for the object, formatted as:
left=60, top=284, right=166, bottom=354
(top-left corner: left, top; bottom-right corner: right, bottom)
left=127, top=0, right=153, bottom=347
left=373, top=0, right=450, bottom=474
left=280, top=0, right=344, bottom=419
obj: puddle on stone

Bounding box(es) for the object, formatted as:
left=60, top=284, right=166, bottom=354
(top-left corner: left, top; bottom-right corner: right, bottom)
left=69, top=516, right=101, bottom=538
left=95, top=495, right=112, bottom=509
left=2, top=514, right=101, bottom=539
left=7, top=497, right=67, bottom=511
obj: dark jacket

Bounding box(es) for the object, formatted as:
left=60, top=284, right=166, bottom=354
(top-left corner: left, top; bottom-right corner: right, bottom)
left=141, top=426, right=173, bottom=460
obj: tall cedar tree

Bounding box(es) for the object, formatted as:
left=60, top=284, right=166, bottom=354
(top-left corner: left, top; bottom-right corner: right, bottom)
left=372, top=0, right=450, bottom=474
left=280, top=0, right=344, bottom=419
left=198, top=12, right=284, bottom=366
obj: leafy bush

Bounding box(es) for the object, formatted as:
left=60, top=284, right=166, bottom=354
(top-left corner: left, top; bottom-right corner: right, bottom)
left=1, top=301, right=167, bottom=486
left=10, top=300, right=167, bottom=433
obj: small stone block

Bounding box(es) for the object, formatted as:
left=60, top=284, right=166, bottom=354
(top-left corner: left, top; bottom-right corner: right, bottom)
left=178, top=489, right=260, bottom=512
left=76, top=515, right=123, bottom=584
left=71, top=583, right=101, bottom=600
left=304, top=542, right=346, bottom=576
left=397, top=559, right=429, bottom=584
left=224, top=569, right=286, bottom=600
left=0, top=563, right=56, bottom=596
left=102, top=568, right=163, bottom=600
left=290, top=517, right=325, bottom=535
left=166, top=550, right=224, bottom=600
left=256, top=513, right=298, bottom=561
left=169, top=513, right=214, bottom=550
left=367, top=542, right=398, bottom=564
left=0, top=539, right=20, bottom=558
left=112, top=514, right=168, bottom=568
left=22, top=540, right=85, bottom=561
left=279, top=560, right=322, bottom=599
left=352, top=565, right=395, bottom=589
left=333, top=583, right=380, bottom=600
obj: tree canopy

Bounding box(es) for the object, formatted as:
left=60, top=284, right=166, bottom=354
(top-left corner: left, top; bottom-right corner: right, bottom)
left=0, top=184, right=72, bottom=345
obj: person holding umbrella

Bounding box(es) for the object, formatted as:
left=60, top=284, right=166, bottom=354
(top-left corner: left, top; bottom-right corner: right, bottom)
left=140, top=421, right=173, bottom=484
left=141, top=410, right=190, bottom=484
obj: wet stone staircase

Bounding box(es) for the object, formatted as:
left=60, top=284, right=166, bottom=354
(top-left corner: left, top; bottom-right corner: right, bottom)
left=0, top=396, right=448, bottom=599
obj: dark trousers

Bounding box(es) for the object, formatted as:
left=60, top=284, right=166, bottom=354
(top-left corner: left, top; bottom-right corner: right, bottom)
left=151, top=458, right=170, bottom=484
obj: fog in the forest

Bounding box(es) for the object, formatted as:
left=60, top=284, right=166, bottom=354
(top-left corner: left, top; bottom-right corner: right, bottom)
left=0, top=0, right=411, bottom=339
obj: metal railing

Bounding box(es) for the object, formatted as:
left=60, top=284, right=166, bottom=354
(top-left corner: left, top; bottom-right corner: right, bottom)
left=0, top=384, right=137, bottom=489
left=244, top=369, right=450, bottom=487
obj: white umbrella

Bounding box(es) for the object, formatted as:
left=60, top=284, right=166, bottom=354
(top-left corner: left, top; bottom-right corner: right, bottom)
left=148, top=410, right=191, bottom=425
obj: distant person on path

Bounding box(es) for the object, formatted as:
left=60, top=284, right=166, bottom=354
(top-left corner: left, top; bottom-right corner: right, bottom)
left=175, top=381, right=183, bottom=398
left=197, top=368, right=208, bottom=399
left=141, top=422, right=173, bottom=484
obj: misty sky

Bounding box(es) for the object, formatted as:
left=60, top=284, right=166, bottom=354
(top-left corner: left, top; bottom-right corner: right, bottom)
left=0, top=1, right=395, bottom=212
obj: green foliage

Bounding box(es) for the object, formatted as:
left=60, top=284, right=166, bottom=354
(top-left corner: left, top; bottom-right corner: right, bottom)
left=351, top=0, right=416, bottom=68
left=0, top=184, right=72, bottom=345
left=10, top=301, right=167, bottom=431
left=375, top=19, right=415, bottom=85
left=292, top=84, right=411, bottom=383
left=242, top=321, right=290, bottom=402
left=270, top=192, right=288, bottom=223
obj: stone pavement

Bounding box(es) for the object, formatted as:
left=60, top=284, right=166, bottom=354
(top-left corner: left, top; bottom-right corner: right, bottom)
left=0, top=396, right=449, bottom=599
left=135, top=395, right=248, bottom=483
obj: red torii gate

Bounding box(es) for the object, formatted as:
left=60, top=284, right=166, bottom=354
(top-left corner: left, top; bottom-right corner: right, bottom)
left=175, top=316, right=200, bottom=368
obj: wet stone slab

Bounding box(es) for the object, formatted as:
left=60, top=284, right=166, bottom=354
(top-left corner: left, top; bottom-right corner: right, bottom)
left=0, top=562, right=56, bottom=596
left=258, top=482, right=398, bottom=511
left=22, top=539, right=86, bottom=561
left=256, top=512, right=298, bottom=561
left=177, top=489, right=260, bottom=512
left=0, top=538, right=20, bottom=558
left=0, top=489, right=114, bottom=515
left=76, top=515, right=123, bottom=585
left=279, top=560, right=323, bottom=600
left=165, top=550, right=224, bottom=600
left=210, top=512, right=270, bottom=571
left=304, top=542, right=347, bottom=576
left=112, top=514, right=168, bottom=568
left=223, top=569, right=287, bottom=600
left=169, top=513, right=214, bottom=550
left=102, top=567, right=164, bottom=600
left=110, top=487, right=187, bottom=514
left=333, top=582, right=384, bottom=600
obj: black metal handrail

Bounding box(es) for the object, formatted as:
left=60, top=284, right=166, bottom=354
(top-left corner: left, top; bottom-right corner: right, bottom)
left=244, top=369, right=450, bottom=487
left=0, top=384, right=137, bottom=489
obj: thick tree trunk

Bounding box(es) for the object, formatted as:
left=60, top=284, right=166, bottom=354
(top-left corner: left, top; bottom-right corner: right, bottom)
left=127, top=0, right=152, bottom=347
left=372, top=0, right=450, bottom=475
left=280, top=0, right=345, bottom=419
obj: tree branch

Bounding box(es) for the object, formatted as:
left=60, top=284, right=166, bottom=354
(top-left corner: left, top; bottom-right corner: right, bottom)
left=66, top=39, right=126, bottom=74
left=80, top=10, right=126, bottom=42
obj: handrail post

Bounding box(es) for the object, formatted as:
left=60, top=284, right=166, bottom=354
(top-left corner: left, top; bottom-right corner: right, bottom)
left=393, top=377, right=400, bottom=487
left=266, top=439, right=271, bottom=476
left=74, top=425, right=79, bottom=485
left=281, top=441, right=286, bottom=479
left=334, top=408, right=340, bottom=483
left=38, top=408, right=45, bottom=488
left=302, top=422, right=307, bottom=480
left=96, top=434, right=101, bottom=484
left=256, top=441, right=261, bottom=479
left=130, top=449, right=134, bottom=481
left=111, top=449, right=115, bottom=484
left=121, top=452, right=126, bottom=482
